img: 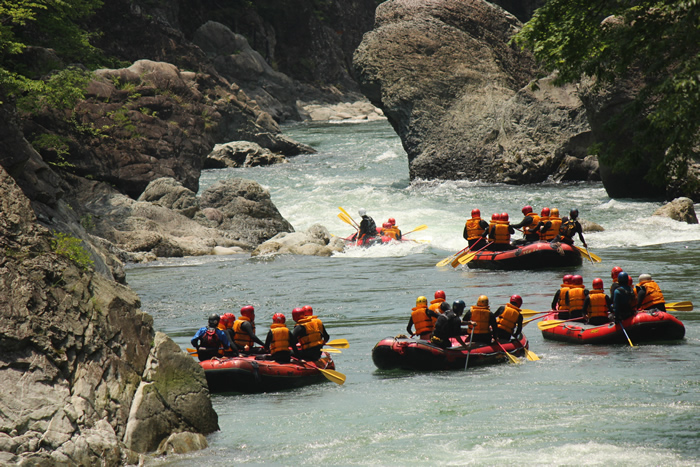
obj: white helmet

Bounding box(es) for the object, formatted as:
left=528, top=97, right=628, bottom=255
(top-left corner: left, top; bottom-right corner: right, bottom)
left=639, top=273, right=652, bottom=282
left=358, top=208, right=366, bottom=216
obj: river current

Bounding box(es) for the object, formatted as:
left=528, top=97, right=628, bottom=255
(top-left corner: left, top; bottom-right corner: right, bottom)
left=129, top=120, right=700, bottom=466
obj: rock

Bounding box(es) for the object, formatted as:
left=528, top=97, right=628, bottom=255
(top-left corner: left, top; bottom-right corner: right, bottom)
left=299, top=100, right=386, bottom=122
left=580, top=219, right=605, bottom=232
left=653, top=197, right=698, bottom=224
left=156, top=432, right=209, bottom=456
left=353, top=0, right=595, bottom=184
left=251, top=224, right=345, bottom=257
left=138, top=177, right=200, bottom=218
left=204, top=141, right=288, bottom=169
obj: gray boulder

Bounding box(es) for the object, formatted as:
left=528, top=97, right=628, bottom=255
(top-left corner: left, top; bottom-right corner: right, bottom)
left=205, top=141, right=288, bottom=169
left=138, top=177, right=200, bottom=218
left=653, top=197, right=698, bottom=224
left=252, top=224, right=345, bottom=257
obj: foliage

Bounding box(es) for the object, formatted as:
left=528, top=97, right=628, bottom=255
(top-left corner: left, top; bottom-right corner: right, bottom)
left=31, top=133, right=75, bottom=168
left=513, top=0, right=700, bottom=190
left=17, top=66, right=93, bottom=113
left=51, top=231, right=94, bottom=271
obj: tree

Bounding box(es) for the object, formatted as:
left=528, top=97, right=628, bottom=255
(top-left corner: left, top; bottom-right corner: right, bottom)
left=513, top=0, right=700, bottom=195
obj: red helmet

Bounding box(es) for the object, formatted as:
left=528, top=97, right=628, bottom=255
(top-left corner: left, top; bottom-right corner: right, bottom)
left=302, top=305, right=313, bottom=316
left=382, top=222, right=391, bottom=228
left=240, top=305, right=255, bottom=319
left=510, top=294, right=523, bottom=308
left=541, top=207, right=550, bottom=217
left=434, top=290, right=446, bottom=300
left=491, top=213, right=497, bottom=221
left=611, top=266, right=623, bottom=280
left=292, top=307, right=305, bottom=322
left=388, top=217, right=396, bottom=225
left=471, top=209, right=480, bottom=218
left=592, top=278, right=604, bottom=289
left=563, top=274, right=573, bottom=284
left=522, top=205, right=533, bottom=215
left=221, top=312, right=236, bottom=329
left=272, top=312, right=286, bottom=324
left=572, top=275, right=583, bottom=285
left=501, top=212, right=509, bottom=222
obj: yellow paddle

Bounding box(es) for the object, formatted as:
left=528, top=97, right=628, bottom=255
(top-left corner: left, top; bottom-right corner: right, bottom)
left=494, top=340, right=521, bottom=364
left=322, top=348, right=342, bottom=353
left=338, top=213, right=358, bottom=230
left=538, top=317, right=584, bottom=330
left=402, top=224, right=428, bottom=236
left=437, top=246, right=471, bottom=267
left=457, top=242, right=493, bottom=266
left=666, top=301, right=693, bottom=311
left=574, top=246, right=602, bottom=262
left=294, top=358, right=346, bottom=385
left=326, top=338, right=350, bottom=348
left=523, top=347, right=540, bottom=361
left=338, top=207, right=360, bottom=229
left=521, top=309, right=550, bottom=317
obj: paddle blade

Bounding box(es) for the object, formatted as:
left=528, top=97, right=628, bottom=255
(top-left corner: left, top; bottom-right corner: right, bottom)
left=403, top=224, right=428, bottom=235
left=524, top=348, right=540, bottom=361
left=575, top=246, right=601, bottom=262
left=538, top=320, right=565, bottom=330
left=458, top=252, right=477, bottom=265
left=318, top=368, right=346, bottom=385
left=322, top=348, right=342, bottom=353
left=337, top=213, right=355, bottom=227
left=666, top=301, right=693, bottom=311
left=436, top=257, right=454, bottom=267
left=326, top=338, right=350, bottom=348
left=521, top=309, right=548, bottom=317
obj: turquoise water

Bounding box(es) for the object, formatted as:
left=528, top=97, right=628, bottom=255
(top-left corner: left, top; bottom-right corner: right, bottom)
left=130, top=120, right=700, bottom=465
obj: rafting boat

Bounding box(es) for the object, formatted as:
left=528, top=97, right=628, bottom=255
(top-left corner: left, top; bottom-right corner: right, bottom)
left=200, top=352, right=336, bottom=393
left=540, top=310, right=685, bottom=344
left=371, top=334, right=528, bottom=371
left=342, top=233, right=413, bottom=247
left=466, top=241, right=582, bottom=270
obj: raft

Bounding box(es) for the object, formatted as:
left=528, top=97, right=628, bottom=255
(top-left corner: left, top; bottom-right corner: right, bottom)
left=342, top=233, right=411, bottom=247
left=371, top=334, right=528, bottom=371
left=540, top=310, right=685, bottom=344
left=200, top=352, right=336, bottom=393
left=466, top=241, right=582, bottom=270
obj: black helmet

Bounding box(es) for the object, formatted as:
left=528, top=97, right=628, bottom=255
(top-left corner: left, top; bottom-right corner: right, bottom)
left=208, top=314, right=220, bottom=327
left=452, top=300, right=466, bottom=315
left=569, top=208, right=579, bottom=219
left=617, top=272, right=629, bottom=286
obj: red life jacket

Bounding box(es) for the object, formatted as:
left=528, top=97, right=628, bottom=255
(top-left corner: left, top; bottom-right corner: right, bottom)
left=201, top=327, right=220, bottom=348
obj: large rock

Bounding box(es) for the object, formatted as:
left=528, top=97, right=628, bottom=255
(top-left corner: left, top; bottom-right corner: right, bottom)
left=353, top=0, right=596, bottom=184
left=653, top=197, right=698, bottom=224
left=252, top=224, right=345, bottom=257
left=204, top=141, right=288, bottom=169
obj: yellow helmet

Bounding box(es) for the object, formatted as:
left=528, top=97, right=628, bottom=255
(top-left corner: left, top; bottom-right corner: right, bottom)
left=477, top=295, right=489, bottom=307
left=416, top=296, right=428, bottom=306
left=551, top=208, right=559, bottom=217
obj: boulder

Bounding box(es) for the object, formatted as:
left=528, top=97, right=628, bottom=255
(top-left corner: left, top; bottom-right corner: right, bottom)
left=251, top=224, right=345, bottom=257
left=138, top=177, right=200, bottom=218
left=653, top=197, right=698, bottom=224
left=205, top=141, right=288, bottom=169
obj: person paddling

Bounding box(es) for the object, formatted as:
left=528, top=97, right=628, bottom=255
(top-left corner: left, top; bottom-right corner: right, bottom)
left=264, top=313, right=297, bottom=363
left=551, top=274, right=573, bottom=319
left=463, top=209, right=488, bottom=250
left=583, top=278, right=612, bottom=325
left=461, top=295, right=497, bottom=344
left=218, top=312, right=239, bottom=356
left=635, top=273, right=667, bottom=311
left=512, top=205, right=541, bottom=245
left=612, top=272, right=637, bottom=322
left=407, top=296, right=438, bottom=340
left=292, top=306, right=329, bottom=361
left=191, top=314, right=233, bottom=361
left=564, top=274, right=588, bottom=319
left=431, top=300, right=469, bottom=348
left=553, top=208, right=587, bottom=248
left=494, top=295, right=524, bottom=341
left=355, top=208, right=378, bottom=245
left=233, top=306, right=265, bottom=353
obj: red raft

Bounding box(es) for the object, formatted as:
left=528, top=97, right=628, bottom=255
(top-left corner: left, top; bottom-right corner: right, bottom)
left=200, top=353, right=335, bottom=393
left=540, top=310, right=685, bottom=344
left=372, top=335, right=528, bottom=371
left=467, top=241, right=582, bottom=270
left=342, top=233, right=411, bottom=247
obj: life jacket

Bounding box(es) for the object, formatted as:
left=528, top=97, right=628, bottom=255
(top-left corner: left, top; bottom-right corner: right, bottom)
left=487, top=220, right=498, bottom=242
left=411, top=306, right=434, bottom=336
left=469, top=305, right=491, bottom=335
left=429, top=298, right=445, bottom=313
left=465, top=217, right=485, bottom=241
left=558, top=284, right=570, bottom=310
left=493, top=222, right=511, bottom=245
left=298, top=316, right=323, bottom=349
left=200, top=326, right=220, bottom=348
left=383, top=227, right=401, bottom=240
left=361, top=216, right=377, bottom=237
left=497, top=303, right=520, bottom=334
left=559, top=220, right=576, bottom=239
left=538, top=215, right=550, bottom=239
left=637, top=280, right=665, bottom=309
left=522, top=213, right=541, bottom=236
left=233, top=316, right=256, bottom=348
left=542, top=216, right=562, bottom=241
left=587, top=289, right=609, bottom=318
left=567, top=284, right=586, bottom=310
left=269, top=323, right=290, bottom=354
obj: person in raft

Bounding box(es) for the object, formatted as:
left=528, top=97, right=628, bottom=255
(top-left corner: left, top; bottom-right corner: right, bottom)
left=463, top=208, right=489, bottom=251
left=352, top=208, right=378, bottom=245
left=553, top=208, right=587, bottom=248
left=551, top=274, right=573, bottom=319
left=461, top=295, right=498, bottom=344
left=612, top=272, right=638, bottom=322
left=565, top=274, right=588, bottom=319
left=233, top=306, right=265, bottom=353
left=407, top=295, right=439, bottom=340
left=635, top=273, right=667, bottom=311
left=493, top=295, right=524, bottom=341
left=431, top=300, right=470, bottom=348
left=264, top=313, right=297, bottom=363
left=217, top=312, right=239, bottom=356
left=582, top=278, right=612, bottom=325
left=191, top=314, right=233, bottom=361
left=384, top=217, right=402, bottom=240
left=487, top=213, right=515, bottom=251
left=610, top=266, right=624, bottom=297
left=511, top=205, right=541, bottom=246
left=539, top=207, right=562, bottom=241
left=292, top=306, right=329, bottom=361
left=429, top=290, right=447, bottom=314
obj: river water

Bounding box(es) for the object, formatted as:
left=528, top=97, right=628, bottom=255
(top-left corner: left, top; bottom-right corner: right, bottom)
left=129, top=120, right=700, bottom=466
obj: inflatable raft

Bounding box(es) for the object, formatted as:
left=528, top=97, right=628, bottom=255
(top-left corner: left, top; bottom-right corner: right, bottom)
left=200, top=353, right=336, bottom=393
left=540, top=310, right=685, bottom=344
left=466, top=241, right=582, bottom=270
left=372, top=335, right=528, bottom=371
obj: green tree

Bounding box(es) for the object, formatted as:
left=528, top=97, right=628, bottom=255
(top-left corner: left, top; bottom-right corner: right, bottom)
left=513, top=0, right=700, bottom=193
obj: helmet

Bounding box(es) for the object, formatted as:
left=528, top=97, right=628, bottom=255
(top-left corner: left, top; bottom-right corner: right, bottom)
left=563, top=274, right=573, bottom=284
left=639, top=273, right=652, bottom=283
left=592, top=278, right=604, bottom=289
left=501, top=212, right=509, bottom=222
left=416, top=296, right=428, bottom=306
left=208, top=314, right=220, bottom=327
left=477, top=295, right=489, bottom=307
left=491, top=213, right=497, bottom=221
left=292, top=307, right=305, bottom=322
left=388, top=217, right=396, bottom=225
left=551, top=208, right=559, bottom=217
left=510, top=294, right=523, bottom=308
left=240, top=305, right=255, bottom=319
left=302, top=305, right=313, bottom=316
left=221, top=312, right=236, bottom=329
left=522, top=205, right=533, bottom=215
left=434, top=290, right=446, bottom=300
left=611, top=266, right=623, bottom=280
left=452, top=300, right=466, bottom=314
left=471, top=209, right=480, bottom=218
left=382, top=222, right=391, bottom=228
left=272, top=312, right=286, bottom=324
left=572, top=275, right=583, bottom=285
left=617, top=272, right=630, bottom=286
left=358, top=208, right=366, bottom=217
left=541, top=207, right=550, bottom=217
left=569, top=208, right=579, bottom=219
left=440, top=302, right=451, bottom=313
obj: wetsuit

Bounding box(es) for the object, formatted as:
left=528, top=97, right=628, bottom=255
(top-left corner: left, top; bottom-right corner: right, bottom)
left=191, top=326, right=232, bottom=361
left=431, top=311, right=469, bottom=348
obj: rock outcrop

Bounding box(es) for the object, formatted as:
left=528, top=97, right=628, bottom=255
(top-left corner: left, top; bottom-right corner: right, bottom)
left=653, top=197, right=699, bottom=224
left=252, top=224, right=345, bottom=257
left=205, top=141, right=289, bottom=169
left=353, top=0, right=597, bottom=184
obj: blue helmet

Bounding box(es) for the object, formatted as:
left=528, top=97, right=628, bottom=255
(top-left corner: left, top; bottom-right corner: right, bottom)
left=617, top=271, right=629, bottom=286
left=452, top=300, right=466, bottom=315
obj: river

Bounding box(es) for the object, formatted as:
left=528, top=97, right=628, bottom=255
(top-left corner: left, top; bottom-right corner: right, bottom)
left=128, top=119, right=700, bottom=466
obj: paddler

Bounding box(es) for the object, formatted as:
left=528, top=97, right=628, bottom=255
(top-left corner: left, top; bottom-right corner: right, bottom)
left=540, top=207, right=562, bottom=241
left=431, top=300, right=469, bottom=348
left=610, top=266, right=623, bottom=297
left=292, top=305, right=329, bottom=361
left=461, top=295, right=497, bottom=344
left=264, top=313, right=297, bottom=363
left=356, top=208, right=378, bottom=245
left=582, top=278, right=612, bottom=325
left=218, top=312, right=239, bottom=356
left=407, top=296, right=438, bottom=340
left=463, top=208, right=488, bottom=250
left=386, top=217, right=402, bottom=240
left=429, top=290, right=447, bottom=314
left=551, top=274, right=573, bottom=319
left=511, top=205, right=541, bottom=245
left=553, top=208, right=587, bottom=248
left=564, top=274, right=588, bottom=319
left=493, top=295, right=524, bottom=341
left=191, top=314, right=233, bottom=361
left=635, top=273, right=667, bottom=311
left=233, top=306, right=265, bottom=353
left=488, top=213, right=515, bottom=251
left=612, top=272, right=637, bottom=322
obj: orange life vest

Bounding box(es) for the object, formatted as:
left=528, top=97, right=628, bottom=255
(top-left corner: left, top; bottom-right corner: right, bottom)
left=411, top=306, right=434, bottom=336
left=497, top=303, right=520, bottom=334
left=465, top=217, right=485, bottom=241
left=429, top=298, right=445, bottom=313
left=233, top=316, right=256, bottom=348
left=637, top=280, right=665, bottom=309
left=567, top=285, right=586, bottom=310
left=587, top=289, right=609, bottom=318
left=542, top=216, right=562, bottom=241
left=558, top=284, right=570, bottom=310
left=522, top=213, right=541, bottom=235
left=269, top=323, right=290, bottom=354
left=493, top=222, right=511, bottom=245
left=469, top=306, right=491, bottom=334
left=298, top=316, right=323, bottom=349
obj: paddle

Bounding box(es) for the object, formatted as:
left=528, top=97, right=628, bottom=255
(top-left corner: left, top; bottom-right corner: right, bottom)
left=666, top=301, right=693, bottom=311
left=464, top=326, right=475, bottom=371
left=402, top=224, right=428, bottom=236
left=326, top=338, right=350, bottom=348
left=617, top=320, right=635, bottom=347
left=537, top=317, right=585, bottom=330
left=337, top=213, right=358, bottom=230
left=574, top=245, right=601, bottom=263
left=338, top=207, right=361, bottom=229
left=457, top=242, right=494, bottom=266
left=322, top=348, right=342, bottom=353
left=494, top=340, right=521, bottom=364
left=523, top=314, right=549, bottom=325
left=294, top=358, right=346, bottom=385
left=437, top=245, right=471, bottom=267
left=520, top=309, right=551, bottom=318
